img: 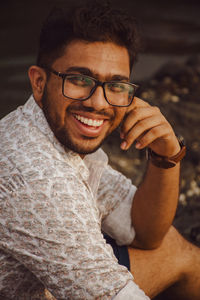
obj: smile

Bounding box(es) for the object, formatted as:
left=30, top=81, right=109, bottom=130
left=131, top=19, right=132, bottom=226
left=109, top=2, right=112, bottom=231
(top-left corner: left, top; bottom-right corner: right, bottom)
left=74, top=114, right=104, bottom=127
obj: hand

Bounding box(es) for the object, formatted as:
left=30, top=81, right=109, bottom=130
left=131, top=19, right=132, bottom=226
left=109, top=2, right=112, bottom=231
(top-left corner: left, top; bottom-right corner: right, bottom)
left=120, top=97, right=180, bottom=157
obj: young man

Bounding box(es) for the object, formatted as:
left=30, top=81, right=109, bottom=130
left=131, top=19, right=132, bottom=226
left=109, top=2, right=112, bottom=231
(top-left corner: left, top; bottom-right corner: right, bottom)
left=0, top=1, right=199, bottom=299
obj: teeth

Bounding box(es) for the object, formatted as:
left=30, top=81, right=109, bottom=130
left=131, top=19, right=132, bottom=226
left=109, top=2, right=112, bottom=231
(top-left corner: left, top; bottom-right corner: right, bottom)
left=75, top=115, right=103, bottom=127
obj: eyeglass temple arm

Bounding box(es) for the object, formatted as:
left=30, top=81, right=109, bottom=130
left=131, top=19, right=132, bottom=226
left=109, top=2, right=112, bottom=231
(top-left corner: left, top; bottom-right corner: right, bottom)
left=41, top=66, right=64, bottom=78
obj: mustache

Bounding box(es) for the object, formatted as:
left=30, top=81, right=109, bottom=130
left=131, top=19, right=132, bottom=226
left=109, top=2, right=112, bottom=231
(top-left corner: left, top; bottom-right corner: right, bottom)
left=67, top=104, right=114, bottom=118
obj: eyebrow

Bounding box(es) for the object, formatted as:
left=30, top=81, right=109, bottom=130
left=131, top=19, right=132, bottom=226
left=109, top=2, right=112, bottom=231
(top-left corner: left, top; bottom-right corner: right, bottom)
left=65, top=66, right=130, bottom=82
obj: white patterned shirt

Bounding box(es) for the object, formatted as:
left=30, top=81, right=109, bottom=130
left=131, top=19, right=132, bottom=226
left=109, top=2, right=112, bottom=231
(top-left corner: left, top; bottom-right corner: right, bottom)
left=0, top=95, right=149, bottom=299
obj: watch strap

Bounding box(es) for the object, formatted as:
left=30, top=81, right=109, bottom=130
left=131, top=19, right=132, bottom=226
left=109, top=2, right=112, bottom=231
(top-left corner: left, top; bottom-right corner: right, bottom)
left=147, top=139, right=186, bottom=169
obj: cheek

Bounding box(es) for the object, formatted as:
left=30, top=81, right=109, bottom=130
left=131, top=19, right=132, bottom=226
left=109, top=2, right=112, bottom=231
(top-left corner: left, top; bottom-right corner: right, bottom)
left=107, top=108, right=126, bottom=135
left=113, top=108, right=126, bottom=126
left=44, top=88, right=69, bottom=126
left=46, top=79, right=64, bottom=108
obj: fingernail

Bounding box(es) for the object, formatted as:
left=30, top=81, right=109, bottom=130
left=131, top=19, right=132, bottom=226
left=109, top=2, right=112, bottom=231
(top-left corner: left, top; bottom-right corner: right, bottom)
left=120, top=141, right=127, bottom=150
left=120, top=132, right=124, bottom=139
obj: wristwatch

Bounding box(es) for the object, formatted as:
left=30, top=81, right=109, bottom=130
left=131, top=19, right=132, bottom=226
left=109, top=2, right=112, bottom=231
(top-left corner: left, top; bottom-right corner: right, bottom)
left=147, top=136, right=186, bottom=169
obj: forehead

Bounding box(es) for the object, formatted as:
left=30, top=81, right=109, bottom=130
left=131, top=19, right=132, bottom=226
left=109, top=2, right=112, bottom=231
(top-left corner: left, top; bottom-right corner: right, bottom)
left=52, top=40, right=130, bottom=78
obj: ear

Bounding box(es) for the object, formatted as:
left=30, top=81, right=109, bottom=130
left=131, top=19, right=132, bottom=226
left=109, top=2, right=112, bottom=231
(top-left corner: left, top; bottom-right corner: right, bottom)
left=28, top=66, right=47, bottom=108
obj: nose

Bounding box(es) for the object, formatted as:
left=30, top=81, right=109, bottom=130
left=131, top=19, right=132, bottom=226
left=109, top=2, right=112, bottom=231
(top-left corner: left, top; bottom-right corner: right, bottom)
left=82, top=86, right=110, bottom=111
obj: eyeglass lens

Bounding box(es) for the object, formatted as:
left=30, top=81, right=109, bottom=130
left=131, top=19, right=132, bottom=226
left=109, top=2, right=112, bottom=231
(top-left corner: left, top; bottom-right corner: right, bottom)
left=63, top=75, right=136, bottom=106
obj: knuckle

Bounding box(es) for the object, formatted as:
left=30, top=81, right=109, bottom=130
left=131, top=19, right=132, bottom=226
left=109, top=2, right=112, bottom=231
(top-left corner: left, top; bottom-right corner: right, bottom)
left=126, top=131, right=136, bottom=144
left=141, top=119, right=150, bottom=128
left=150, top=127, right=160, bottom=136
left=152, top=106, right=160, bottom=114
left=134, top=107, right=143, bottom=116
left=126, top=133, right=134, bottom=144
left=140, top=136, right=147, bottom=145
left=122, top=124, right=129, bottom=135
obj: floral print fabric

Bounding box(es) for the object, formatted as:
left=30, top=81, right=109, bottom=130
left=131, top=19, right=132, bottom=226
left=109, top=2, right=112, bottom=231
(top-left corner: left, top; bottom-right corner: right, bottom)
left=0, top=96, right=148, bottom=299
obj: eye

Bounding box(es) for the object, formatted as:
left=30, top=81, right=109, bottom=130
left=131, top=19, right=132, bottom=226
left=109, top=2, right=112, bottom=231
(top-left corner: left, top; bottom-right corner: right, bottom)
left=107, top=82, right=126, bottom=93
left=67, top=75, right=94, bottom=87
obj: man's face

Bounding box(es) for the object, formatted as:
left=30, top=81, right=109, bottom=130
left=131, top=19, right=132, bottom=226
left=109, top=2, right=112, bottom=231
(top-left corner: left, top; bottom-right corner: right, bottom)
left=41, top=41, right=130, bottom=155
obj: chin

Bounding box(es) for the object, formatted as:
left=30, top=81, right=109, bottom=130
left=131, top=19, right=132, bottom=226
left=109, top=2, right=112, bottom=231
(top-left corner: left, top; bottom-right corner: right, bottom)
left=54, top=124, right=110, bottom=155
left=58, top=133, right=104, bottom=155
left=68, top=140, right=104, bottom=155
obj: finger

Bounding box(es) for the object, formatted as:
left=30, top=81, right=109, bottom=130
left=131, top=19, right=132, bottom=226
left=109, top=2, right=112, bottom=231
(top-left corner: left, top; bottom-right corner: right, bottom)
left=124, top=97, right=150, bottom=117
left=136, top=125, right=180, bottom=157
left=130, top=97, right=151, bottom=110
left=124, top=114, right=165, bottom=148
left=120, top=114, right=166, bottom=150
left=120, top=106, right=161, bottom=139
left=135, top=124, right=170, bottom=150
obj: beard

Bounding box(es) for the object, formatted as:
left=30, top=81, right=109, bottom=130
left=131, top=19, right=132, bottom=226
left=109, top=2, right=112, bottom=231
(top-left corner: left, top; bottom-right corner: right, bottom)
left=53, top=125, right=108, bottom=155
left=41, top=88, right=115, bottom=155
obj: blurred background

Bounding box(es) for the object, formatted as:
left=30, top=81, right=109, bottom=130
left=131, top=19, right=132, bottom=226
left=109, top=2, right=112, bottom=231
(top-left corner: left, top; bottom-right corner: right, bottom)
left=0, top=0, right=200, bottom=245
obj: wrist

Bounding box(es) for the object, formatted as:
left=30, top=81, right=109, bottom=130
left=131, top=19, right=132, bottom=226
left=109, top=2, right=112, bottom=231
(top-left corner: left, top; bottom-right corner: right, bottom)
left=147, top=136, right=186, bottom=169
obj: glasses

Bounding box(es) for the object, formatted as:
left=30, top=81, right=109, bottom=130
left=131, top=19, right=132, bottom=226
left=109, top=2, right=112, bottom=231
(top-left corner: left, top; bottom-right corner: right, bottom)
left=45, top=67, right=139, bottom=107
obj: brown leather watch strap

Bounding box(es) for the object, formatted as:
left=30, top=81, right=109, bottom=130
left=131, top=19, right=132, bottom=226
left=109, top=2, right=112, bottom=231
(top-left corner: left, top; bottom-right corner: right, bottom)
left=147, top=139, right=186, bottom=169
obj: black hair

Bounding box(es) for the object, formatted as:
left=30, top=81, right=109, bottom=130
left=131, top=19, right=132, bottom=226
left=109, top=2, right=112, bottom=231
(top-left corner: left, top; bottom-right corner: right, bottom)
left=37, top=0, right=140, bottom=70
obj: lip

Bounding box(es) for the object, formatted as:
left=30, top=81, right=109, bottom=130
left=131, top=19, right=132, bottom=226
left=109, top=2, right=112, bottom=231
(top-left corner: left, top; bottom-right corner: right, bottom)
left=71, top=113, right=107, bottom=137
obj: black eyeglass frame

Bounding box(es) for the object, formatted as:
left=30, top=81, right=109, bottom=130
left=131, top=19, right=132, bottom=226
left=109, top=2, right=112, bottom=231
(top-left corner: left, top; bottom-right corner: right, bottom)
left=44, top=67, right=139, bottom=107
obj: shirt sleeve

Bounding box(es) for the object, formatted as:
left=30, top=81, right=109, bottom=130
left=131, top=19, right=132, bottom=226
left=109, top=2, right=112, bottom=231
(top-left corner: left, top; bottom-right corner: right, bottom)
left=113, top=281, right=150, bottom=299
left=0, top=164, right=138, bottom=299
left=97, top=165, right=137, bottom=246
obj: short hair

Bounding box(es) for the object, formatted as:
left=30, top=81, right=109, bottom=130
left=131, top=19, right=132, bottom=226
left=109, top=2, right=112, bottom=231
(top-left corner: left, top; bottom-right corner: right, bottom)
left=36, top=0, right=140, bottom=70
